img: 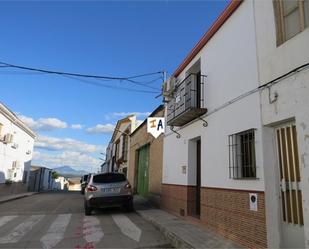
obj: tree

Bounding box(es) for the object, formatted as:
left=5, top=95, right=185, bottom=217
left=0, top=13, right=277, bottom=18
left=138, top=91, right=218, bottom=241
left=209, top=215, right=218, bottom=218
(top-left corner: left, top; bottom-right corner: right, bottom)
left=52, top=171, right=60, bottom=179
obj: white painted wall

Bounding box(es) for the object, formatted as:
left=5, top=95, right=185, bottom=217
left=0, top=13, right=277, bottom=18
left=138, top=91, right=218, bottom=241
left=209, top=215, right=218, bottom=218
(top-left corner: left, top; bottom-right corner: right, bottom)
left=163, top=1, right=264, bottom=191
left=54, top=176, right=68, bottom=190
left=0, top=104, right=35, bottom=184
left=254, top=1, right=309, bottom=247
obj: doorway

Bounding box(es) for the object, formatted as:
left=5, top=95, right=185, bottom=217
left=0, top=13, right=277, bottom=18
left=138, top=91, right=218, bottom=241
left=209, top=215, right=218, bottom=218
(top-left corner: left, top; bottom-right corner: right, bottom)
left=275, top=123, right=304, bottom=248
left=187, top=138, right=201, bottom=218
left=136, top=144, right=149, bottom=195
left=196, top=139, right=201, bottom=217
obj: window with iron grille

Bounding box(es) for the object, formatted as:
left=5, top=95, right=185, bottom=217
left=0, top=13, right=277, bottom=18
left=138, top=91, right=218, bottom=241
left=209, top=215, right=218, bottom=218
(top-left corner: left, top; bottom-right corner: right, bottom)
left=229, top=129, right=257, bottom=179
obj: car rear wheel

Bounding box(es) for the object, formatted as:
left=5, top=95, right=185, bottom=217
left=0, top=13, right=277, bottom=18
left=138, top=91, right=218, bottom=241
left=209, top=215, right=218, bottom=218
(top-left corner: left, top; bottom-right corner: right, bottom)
left=84, top=202, right=92, bottom=216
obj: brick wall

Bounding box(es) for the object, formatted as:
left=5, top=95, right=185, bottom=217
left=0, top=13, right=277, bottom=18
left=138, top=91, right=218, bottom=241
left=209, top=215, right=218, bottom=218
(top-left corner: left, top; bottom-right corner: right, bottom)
left=161, top=184, right=196, bottom=216
left=201, top=187, right=267, bottom=248
left=161, top=184, right=267, bottom=248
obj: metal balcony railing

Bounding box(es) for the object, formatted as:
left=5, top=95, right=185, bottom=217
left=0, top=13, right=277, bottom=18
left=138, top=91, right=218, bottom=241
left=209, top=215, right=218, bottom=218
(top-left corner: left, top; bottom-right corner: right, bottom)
left=166, top=73, right=207, bottom=126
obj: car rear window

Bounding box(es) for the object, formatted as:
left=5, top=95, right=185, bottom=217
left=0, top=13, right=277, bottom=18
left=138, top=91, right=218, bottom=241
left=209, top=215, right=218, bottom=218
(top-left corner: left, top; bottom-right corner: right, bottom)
left=93, top=173, right=126, bottom=183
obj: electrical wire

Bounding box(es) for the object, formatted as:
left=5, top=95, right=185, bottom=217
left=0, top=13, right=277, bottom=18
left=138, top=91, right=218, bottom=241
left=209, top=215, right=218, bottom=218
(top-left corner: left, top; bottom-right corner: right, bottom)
left=0, top=61, right=163, bottom=82
left=0, top=60, right=164, bottom=91
left=62, top=74, right=161, bottom=94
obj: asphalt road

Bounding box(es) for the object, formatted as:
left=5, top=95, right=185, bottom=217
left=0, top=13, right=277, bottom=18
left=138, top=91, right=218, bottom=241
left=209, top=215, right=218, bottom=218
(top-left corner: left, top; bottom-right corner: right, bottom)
left=0, top=192, right=170, bottom=249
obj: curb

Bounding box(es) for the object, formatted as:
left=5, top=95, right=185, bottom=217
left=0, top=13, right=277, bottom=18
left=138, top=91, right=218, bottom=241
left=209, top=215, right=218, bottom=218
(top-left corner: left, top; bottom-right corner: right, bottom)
left=136, top=210, right=193, bottom=249
left=0, top=192, right=39, bottom=204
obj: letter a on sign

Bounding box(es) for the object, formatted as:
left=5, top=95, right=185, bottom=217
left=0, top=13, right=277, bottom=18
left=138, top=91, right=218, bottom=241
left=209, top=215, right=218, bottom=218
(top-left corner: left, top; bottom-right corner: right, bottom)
left=147, top=117, right=165, bottom=138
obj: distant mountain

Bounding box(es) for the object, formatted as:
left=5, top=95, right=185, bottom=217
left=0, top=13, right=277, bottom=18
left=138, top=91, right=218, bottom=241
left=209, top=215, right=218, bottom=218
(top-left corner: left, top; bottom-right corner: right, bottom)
left=53, top=166, right=89, bottom=176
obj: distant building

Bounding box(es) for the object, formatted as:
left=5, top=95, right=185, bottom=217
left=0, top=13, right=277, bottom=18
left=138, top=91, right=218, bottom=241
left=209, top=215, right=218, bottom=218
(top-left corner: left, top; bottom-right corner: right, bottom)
left=54, top=176, right=69, bottom=191
left=0, top=102, right=36, bottom=194
left=28, top=165, right=55, bottom=192
left=104, top=115, right=140, bottom=176
left=68, top=178, right=81, bottom=191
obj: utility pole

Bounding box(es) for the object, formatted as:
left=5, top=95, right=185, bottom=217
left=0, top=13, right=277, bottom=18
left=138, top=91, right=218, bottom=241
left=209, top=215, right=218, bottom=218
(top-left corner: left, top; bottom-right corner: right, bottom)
left=163, top=70, right=167, bottom=83
left=155, top=70, right=167, bottom=99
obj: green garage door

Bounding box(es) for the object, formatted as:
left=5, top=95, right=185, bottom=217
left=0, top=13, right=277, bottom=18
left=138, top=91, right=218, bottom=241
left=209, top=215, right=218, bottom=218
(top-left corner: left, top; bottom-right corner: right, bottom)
left=137, top=145, right=149, bottom=195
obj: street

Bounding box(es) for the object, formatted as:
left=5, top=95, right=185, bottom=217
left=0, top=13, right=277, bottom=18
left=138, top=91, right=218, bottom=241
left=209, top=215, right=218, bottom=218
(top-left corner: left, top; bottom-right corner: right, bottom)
left=0, top=192, right=170, bottom=249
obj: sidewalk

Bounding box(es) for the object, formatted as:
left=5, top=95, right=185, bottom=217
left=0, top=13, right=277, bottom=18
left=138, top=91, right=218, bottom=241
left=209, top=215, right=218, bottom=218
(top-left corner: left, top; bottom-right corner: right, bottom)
left=0, top=192, right=38, bottom=204
left=134, top=196, right=243, bottom=249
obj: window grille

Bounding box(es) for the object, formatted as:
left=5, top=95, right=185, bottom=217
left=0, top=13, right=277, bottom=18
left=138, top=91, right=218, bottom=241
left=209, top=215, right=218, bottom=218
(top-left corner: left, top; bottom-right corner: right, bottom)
left=274, top=0, right=309, bottom=45
left=229, top=129, right=257, bottom=179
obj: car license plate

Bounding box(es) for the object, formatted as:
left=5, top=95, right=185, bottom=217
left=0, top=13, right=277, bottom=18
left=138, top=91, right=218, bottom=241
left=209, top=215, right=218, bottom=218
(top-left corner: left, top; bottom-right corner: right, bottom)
left=102, top=188, right=120, bottom=193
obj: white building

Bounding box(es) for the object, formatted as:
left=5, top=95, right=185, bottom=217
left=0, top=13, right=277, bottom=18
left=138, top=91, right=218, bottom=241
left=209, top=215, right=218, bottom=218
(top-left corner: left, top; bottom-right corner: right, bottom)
left=28, top=166, right=55, bottom=192
left=0, top=102, right=36, bottom=194
left=162, top=0, right=309, bottom=248
left=254, top=1, right=309, bottom=248
left=54, top=176, right=69, bottom=191
left=103, top=142, right=113, bottom=173
left=105, top=115, right=139, bottom=176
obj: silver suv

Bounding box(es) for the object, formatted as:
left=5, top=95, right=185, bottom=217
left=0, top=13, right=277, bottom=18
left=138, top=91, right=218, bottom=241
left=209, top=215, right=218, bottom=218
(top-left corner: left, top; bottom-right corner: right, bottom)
left=84, top=172, right=133, bottom=215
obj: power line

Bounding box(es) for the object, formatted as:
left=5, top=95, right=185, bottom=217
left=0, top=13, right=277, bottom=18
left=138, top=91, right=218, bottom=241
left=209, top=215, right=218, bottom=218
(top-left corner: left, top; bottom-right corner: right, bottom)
left=0, top=61, right=163, bottom=82
left=0, top=60, right=164, bottom=92
left=62, top=74, right=160, bottom=94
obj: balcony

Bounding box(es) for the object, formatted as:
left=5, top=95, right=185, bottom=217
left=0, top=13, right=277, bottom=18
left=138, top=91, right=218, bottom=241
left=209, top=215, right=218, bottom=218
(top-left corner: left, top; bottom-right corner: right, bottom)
left=166, top=73, right=207, bottom=127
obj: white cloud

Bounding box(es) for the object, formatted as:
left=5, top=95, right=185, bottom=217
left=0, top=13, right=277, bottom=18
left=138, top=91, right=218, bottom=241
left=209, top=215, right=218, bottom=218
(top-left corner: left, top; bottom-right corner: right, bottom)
left=35, top=135, right=105, bottom=153
left=86, top=124, right=115, bottom=134
left=33, top=151, right=101, bottom=171
left=18, top=115, right=68, bottom=131
left=71, top=124, right=83, bottom=129
left=104, top=112, right=151, bottom=120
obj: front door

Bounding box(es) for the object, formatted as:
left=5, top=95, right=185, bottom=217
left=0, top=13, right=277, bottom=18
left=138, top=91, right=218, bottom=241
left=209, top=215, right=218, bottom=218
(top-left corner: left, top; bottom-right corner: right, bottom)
left=275, top=123, right=305, bottom=248
left=137, top=145, right=149, bottom=195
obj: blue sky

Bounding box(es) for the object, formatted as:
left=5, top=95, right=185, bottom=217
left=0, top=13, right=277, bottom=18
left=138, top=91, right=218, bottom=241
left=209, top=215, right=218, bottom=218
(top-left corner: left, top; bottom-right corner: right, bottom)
left=0, top=1, right=229, bottom=172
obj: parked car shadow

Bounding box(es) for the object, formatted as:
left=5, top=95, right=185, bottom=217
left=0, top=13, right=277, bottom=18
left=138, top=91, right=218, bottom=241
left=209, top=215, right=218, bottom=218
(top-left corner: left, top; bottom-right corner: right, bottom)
left=90, top=205, right=135, bottom=216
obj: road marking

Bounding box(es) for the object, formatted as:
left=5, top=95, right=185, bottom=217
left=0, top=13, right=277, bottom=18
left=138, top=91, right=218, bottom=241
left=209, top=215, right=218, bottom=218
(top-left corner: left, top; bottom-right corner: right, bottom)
left=0, top=216, right=18, bottom=228
left=112, top=214, right=142, bottom=242
left=0, top=214, right=45, bottom=244
left=83, top=216, right=104, bottom=244
left=40, top=214, right=71, bottom=249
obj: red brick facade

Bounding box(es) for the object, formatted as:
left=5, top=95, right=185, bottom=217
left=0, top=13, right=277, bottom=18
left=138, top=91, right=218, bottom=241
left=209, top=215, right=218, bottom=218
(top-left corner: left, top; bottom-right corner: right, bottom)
left=161, top=183, right=267, bottom=248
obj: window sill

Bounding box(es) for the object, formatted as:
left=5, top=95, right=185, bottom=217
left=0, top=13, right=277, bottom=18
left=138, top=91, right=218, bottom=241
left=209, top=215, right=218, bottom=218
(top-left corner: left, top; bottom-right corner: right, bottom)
left=232, top=177, right=260, bottom=180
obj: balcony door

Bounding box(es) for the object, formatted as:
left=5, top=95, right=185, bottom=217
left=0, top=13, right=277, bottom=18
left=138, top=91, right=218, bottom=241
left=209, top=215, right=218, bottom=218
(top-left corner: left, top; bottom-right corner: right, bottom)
left=196, top=71, right=201, bottom=108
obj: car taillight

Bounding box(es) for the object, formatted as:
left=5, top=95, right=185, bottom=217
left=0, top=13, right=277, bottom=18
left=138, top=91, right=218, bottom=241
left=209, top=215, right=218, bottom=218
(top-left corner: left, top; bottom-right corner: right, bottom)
left=125, top=183, right=131, bottom=189
left=87, top=185, right=97, bottom=192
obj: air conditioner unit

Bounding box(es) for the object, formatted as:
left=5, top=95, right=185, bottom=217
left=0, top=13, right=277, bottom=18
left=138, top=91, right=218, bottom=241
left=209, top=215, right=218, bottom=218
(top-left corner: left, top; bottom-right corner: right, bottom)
left=168, top=77, right=176, bottom=92
left=3, top=133, right=13, bottom=144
